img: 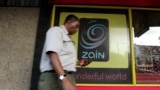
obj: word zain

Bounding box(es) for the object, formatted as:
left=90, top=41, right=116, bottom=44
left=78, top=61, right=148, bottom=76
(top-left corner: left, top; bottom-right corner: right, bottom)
left=82, top=50, right=105, bottom=59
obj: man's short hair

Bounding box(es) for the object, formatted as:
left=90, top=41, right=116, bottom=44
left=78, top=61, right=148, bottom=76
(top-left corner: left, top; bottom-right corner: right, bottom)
left=64, top=14, right=79, bottom=24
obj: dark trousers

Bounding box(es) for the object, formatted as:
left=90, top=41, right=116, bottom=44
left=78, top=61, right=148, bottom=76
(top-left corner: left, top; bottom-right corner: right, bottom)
left=38, top=72, right=76, bottom=90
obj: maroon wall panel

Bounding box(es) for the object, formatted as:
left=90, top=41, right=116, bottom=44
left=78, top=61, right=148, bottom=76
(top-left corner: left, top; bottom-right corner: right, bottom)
left=48, top=0, right=160, bottom=7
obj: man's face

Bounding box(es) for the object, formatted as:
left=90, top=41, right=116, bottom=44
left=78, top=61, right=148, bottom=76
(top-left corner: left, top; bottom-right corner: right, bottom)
left=68, top=21, right=80, bottom=35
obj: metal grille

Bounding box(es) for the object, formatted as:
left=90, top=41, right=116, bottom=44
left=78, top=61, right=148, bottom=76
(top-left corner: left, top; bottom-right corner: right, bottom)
left=0, top=0, right=40, bottom=7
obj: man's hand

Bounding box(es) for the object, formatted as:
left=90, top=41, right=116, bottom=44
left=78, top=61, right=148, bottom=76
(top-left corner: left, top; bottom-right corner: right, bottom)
left=77, top=59, right=91, bottom=67
left=62, top=77, right=76, bottom=90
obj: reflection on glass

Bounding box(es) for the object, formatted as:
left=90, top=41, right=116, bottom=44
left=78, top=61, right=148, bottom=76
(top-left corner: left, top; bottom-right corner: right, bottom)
left=134, top=27, right=160, bottom=46
left=134, top=27, right=160, bottom=84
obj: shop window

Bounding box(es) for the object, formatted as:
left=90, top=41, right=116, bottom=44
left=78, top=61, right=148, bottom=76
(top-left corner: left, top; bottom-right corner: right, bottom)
left=133, top=10, right=160, bottom=84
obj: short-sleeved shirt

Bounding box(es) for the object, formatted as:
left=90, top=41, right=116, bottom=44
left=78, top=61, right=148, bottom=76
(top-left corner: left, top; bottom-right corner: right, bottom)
left=40, top=25, right=77, bottom=72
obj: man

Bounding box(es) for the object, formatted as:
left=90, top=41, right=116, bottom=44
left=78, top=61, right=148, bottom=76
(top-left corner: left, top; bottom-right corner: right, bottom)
left=38, top=14, right=90, bottom=90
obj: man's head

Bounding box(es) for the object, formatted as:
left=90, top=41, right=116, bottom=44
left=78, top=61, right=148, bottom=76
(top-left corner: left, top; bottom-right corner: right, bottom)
left=64, top=14, right=80, bottom=35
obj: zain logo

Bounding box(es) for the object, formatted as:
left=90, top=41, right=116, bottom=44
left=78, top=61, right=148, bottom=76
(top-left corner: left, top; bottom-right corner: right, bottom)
left=80, top=24, right=106, bottom=49
left=78, top=18, right=109, bottom=61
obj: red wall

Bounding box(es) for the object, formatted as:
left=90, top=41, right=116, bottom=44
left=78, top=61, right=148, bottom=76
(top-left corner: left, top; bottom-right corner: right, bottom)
left=48, top=0, right=160, bottom=7
left=77, top=86, right=160, bottom=90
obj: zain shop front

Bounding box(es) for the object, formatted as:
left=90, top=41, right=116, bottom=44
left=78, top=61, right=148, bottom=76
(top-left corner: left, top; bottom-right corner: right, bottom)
left=50, top=5, right=160, bottom=90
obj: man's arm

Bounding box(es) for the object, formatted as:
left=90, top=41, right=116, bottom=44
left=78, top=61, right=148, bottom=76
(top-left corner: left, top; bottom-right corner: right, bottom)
left=48, top=51, right=65, bottom=75
left=48, top=51, right=76, bottom=90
